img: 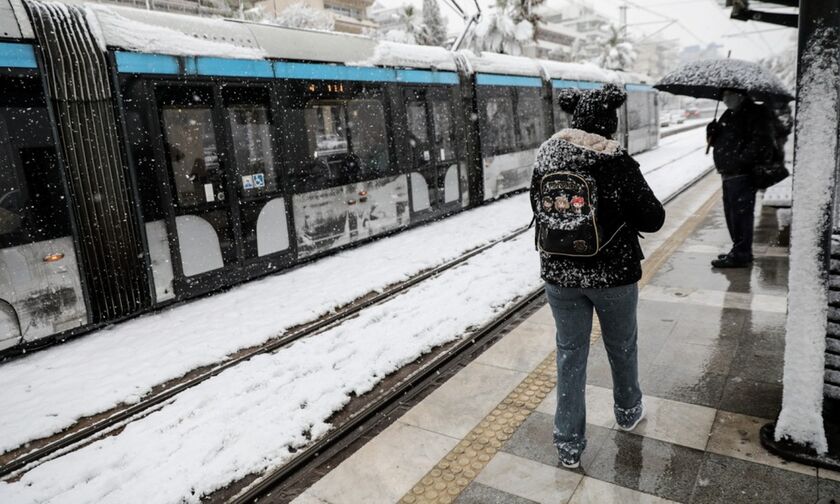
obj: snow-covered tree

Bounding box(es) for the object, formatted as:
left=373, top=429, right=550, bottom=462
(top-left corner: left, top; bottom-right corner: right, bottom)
left=382, top=4, right=422, bottom=44
left=417, top=0, right=447, bottom=46
left=571, top=24, right=636, bottom=71
left=759, top=44, right=796, bottom=93
left=470, top=0, right=534, bottom=56
left=253, top=2, right=335, bottom=31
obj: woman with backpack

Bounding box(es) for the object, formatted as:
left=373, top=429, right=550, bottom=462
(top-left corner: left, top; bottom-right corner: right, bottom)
left=530, top=83, right=665, bottom=469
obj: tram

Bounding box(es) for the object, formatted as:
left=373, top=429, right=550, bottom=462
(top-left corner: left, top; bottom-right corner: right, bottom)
left=0, top=0, right=660, bottom=355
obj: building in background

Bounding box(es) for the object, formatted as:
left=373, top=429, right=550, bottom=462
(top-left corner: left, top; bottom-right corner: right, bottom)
left=634, top=35, right=679, bottom=78
left=367, top=0, right=403, bottom=33
left=256, top=0, right=377, bottom=33
left=529, top=1, right=612, bottom=60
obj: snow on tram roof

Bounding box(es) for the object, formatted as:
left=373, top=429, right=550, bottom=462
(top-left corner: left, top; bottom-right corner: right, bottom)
left=540, top=60, right=619, bottom=84
left=348, top=41, right=458, bottom=72
left=85, top=4, right=267, bottom=59
left=460, top=50, right=543, bottom=77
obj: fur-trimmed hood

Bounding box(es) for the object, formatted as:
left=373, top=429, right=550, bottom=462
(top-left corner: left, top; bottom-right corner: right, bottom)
left=552, top=128, right=622, bottom=156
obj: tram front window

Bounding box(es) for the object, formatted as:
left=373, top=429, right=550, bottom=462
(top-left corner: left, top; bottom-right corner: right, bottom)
left=0, top=93, right=69, bottom=247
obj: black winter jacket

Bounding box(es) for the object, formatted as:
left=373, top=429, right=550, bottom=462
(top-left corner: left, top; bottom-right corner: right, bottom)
left=709, top=101, right=776, bottom=176
left=530, top=128, right=665, bottom=288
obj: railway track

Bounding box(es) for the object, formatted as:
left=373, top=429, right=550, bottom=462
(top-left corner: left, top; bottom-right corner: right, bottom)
left=0, top=221, right=533, bottom=480
left=223, top=164, right=715, bottom=504
left=0, top=133, right=714, bottom=492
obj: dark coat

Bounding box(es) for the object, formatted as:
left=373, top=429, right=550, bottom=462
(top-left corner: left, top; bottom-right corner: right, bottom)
left=709, top=100, right=777, bottom=177
left=530, top=128, right=665, bottom=288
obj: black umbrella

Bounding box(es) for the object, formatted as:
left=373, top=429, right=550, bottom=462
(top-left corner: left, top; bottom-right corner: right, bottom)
left=654, top=58, right=794, bottom=103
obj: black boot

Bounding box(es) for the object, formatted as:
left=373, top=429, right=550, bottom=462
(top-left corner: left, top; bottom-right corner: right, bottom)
left=711, top=255, right=751, bottom=268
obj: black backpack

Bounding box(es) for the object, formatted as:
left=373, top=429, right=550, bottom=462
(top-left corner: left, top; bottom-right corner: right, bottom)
left=534, top=171, right=623, bottom=257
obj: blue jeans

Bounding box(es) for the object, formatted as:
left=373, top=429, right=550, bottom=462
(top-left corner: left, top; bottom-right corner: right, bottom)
left=544, top=282, right=643, bottom=460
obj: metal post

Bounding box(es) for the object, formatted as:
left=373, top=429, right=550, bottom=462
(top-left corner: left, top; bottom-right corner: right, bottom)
left=761, top=0, right=840, bottom=467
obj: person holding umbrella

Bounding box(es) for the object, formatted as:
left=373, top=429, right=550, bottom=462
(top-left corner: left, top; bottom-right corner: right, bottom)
left=655, top=59, right=793, bottom=268
left=705, top=89, right=777, bottom=267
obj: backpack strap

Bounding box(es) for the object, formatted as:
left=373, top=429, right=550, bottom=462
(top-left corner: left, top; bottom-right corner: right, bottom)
left=596, top=223, right=627, bottom=252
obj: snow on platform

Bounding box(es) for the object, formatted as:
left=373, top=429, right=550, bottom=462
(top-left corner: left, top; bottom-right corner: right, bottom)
left=0, top=128, right=714, bottom=503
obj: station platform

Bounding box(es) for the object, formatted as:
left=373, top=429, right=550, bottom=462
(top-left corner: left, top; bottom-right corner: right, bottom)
left=291, top=173, right=840, bottom=504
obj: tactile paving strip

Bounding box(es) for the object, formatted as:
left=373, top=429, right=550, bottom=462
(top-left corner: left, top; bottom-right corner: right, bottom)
left=399, top=189, right=722, bottom=504
left=399, top=352, right=557, bottom=504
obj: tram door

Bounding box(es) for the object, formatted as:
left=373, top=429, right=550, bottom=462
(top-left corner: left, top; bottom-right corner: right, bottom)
left=158, top=86, right=238, bottom=293
left=155, top=84, right=292, bottom=297
left=404, top=88, right=462, bottom=217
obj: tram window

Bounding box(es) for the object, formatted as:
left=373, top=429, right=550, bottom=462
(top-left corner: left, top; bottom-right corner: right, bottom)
left=347, top=100, right=389, bottom=178
left=305, top=102, right=348, bottom=159
left=301, top=98, right=390, bottom=185
left=627, top=92, right=646, bottom=131
left=516, top=88, right=545, bottom=149
left=431, top=99, right=455, bottom=161
left=406, top=101, right=428, bottom=143
left=227, top=105, right=278, bottom=195
left=161, top=107, right=224, bottom=208
left=0, top=81, right=70, bottom=248
left=553, top=96, right=572, bottom=132
left=481, top=95, right=516, bottom=156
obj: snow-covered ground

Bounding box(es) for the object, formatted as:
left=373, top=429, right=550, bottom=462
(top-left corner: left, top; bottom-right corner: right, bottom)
left=0, top=128, right=713, bottom=504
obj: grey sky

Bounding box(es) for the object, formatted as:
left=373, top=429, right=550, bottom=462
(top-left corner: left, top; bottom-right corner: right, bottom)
left=380, top=0, right=796, bottom=61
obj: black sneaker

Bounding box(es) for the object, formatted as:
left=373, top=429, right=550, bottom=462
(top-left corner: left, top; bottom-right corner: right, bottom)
left=711, top=256, right=750, bottom=268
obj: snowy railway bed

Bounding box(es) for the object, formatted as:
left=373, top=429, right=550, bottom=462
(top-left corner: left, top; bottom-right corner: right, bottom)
left=0, top=134, right=715, bottom=503
left=0, top=221, right=533, bottom=481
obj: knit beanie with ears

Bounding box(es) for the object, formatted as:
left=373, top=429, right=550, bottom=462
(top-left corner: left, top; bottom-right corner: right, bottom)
left=557, top=83, right=627, bottom=138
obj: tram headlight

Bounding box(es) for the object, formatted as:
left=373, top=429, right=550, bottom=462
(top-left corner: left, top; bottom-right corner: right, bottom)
left=43, top=252, right=65, bottom=263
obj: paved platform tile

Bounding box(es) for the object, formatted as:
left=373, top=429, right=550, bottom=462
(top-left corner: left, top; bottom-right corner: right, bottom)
left=639, top=363, right=727, bottom=410
left=474, top=451, right=582, bottom=504
left=820, top=467, right=840, bottom=483
left=528, top=305, right=555, bottom=328
left=690, top=453, right=819, bottom=504
left=820, top=477, right=840, bottom=501
left=306, top=421, right=458, bottom=504
left=568, top=476, right=678, bottom=504
left=718, top=376, right=782, bottom=420
left=454, top=482, right=539, bottom=504
left=632, top=392, right=717, bottom=451
left=290, top=491, right=331, bottom=504
left=640, top=285, right=787, bottom=314
left=651, top=339, right=736, bottom=377
left=502, top=411, right=612, bottom=472
left=586, top=429, right=704, bottom=503
left=399, top=360, right=527, bottom=439
left=706, top=410, right=817, bottom=477
left=475, top=321, right=555, bottom=374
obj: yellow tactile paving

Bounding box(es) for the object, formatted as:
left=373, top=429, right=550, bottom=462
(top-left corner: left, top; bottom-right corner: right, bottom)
left=399, top=189, right=721, bottom=504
